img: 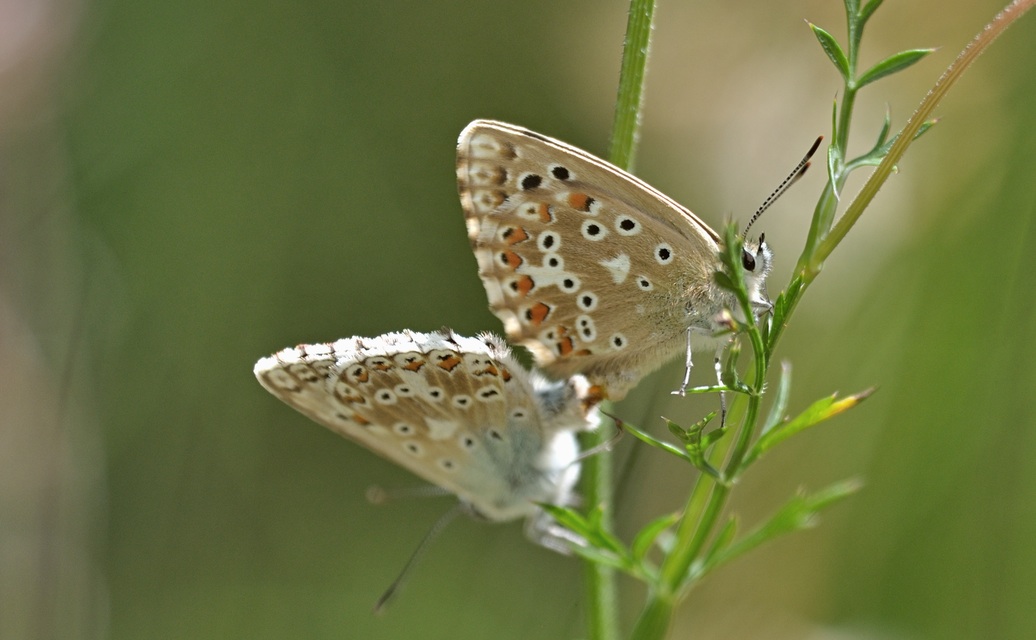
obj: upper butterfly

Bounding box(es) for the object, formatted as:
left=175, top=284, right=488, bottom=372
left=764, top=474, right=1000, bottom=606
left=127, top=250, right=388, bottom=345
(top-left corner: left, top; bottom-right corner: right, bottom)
left=254, top=329, right=596, bottom=540
left=458, top=120, right=774, bottom=401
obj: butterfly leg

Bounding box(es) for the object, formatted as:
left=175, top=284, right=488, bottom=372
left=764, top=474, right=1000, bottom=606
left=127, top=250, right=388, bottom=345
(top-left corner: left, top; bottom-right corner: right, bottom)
left=714, top=346, right=727, bottom=430
left=672, top=326, right=694, bottom=396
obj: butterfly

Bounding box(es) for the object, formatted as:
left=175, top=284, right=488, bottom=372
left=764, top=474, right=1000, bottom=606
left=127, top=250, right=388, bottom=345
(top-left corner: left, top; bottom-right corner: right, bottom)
left=458, top=120, right=783, bottom=401
left=254, top=329, right=598, bottom=542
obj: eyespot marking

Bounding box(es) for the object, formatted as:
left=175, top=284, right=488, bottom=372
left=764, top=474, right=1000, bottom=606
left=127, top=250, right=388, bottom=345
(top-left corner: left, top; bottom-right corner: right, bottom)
left=616, top=216, right=641, bottom=235
left=654, top=243, right=674, bottom=265
left=581, top=220, right=607, bottom=241
left=537, top=231, right=560, bottom=252
left=520, top=173, right=543, bottom=190
left=577, top=291, right=598, bottom=311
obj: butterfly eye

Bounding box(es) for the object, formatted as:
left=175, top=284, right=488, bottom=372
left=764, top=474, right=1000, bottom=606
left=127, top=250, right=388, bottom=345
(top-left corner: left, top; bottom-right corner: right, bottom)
left=742, top=248, right=757, bottom=272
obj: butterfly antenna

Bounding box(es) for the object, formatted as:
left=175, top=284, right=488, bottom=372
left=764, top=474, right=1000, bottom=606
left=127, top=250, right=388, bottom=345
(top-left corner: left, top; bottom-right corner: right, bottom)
left=372, top=503, right=465, bottom=614
left=743, top=136, right=823, bottom=238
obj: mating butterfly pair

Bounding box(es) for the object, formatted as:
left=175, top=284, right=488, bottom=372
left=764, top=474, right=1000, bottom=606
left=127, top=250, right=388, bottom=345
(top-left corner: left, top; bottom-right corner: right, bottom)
left=254, top=120, right=776, bottom=537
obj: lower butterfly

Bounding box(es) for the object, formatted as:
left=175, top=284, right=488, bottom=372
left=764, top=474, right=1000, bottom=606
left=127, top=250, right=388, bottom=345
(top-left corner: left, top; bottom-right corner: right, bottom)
left=254, top=329, right=598, bottom=544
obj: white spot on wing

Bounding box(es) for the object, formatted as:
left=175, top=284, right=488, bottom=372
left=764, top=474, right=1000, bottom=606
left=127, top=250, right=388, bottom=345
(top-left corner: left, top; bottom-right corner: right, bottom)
left=599, top=253, right=631, bottom=284
left=425, top=417, right=458, bottom=440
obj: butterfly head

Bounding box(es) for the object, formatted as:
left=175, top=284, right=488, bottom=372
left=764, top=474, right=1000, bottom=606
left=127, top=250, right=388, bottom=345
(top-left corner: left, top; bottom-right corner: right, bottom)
left=741, top=233, right=773, bottom=316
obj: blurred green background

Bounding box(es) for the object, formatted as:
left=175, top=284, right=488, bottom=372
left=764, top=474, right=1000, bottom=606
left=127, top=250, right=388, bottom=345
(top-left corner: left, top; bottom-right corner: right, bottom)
left=3, top=0, right=1034, bottom=638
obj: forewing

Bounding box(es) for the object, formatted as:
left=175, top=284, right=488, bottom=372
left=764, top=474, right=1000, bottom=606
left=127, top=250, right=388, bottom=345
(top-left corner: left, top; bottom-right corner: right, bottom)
left=457, top=120, right=722, bottom=398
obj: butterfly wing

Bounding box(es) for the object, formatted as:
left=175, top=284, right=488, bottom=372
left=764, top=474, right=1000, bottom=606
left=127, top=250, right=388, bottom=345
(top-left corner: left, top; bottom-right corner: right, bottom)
left=458, top=120, right=729, bottom=400
left=255, top=329, right=586, bottom=521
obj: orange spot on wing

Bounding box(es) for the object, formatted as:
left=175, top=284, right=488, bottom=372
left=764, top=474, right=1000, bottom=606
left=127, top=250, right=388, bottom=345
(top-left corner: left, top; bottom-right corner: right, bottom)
left=503, top=227, right=529, bottom=245
left=370, top=361, right=392, bottom=371
left=500, top=367, right=513, bottom=382
left=557, top=336, right=574, bottom=356
left=476, top=363, right=499, bottom=377
left=500, top=251, right=523, bottom=270
left=402, top=358, right=425, bottom=372
left=527, top=302, right=551, bottom=326
left=537, top=203, right=553, bottom=223
left=436, top=354, right=462, bottom=372
left=567, top=193, right=593, bottom=211
left=351, top=413, right=371, bottom=426
left=515, top=275, right=535, bottom=296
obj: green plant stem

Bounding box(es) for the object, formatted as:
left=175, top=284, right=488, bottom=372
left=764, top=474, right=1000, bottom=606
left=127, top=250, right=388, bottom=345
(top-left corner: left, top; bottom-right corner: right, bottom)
left=632, top=331, right=766, bottom=639
left=583, top=1, right=657, bottom=640
left=582, top=418, right=617, bottom=640
left=609, top=0, right=656, bottom=172
left=593, top=4, right=1032, bottom=639
left=795, top=0, right=1032, bottom=341
left=835, top=85, right=856, bottom=151
left=811, top=0, right=1035, bottom=273
left=629, top=593, right=676, bottom=640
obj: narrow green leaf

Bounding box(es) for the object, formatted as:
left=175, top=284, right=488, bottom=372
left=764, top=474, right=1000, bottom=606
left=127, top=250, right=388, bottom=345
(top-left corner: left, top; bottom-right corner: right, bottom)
left=808, top=477, right=864, bottom=511
left=718, top=224, right=744, bottom=281
left=625, top=420, right=692, bottom=463
left=877, top=119, right=938, bottom=157
left=830, top=94, right=839, bottom=143
left=701, top=422, right=728, bottom=449
left=914, top=119, right=937, bottom=139
left=666, top=415, right=716, bottom=444
left=857, top=49, right=935, bottom=88
left=538, top=503, right=593, bottom=537
left=749, top=388, right=875, bottom=463
left=631, top=512, right=680, bottom=565
left=713, top=270, right=736, bottom=292
left=859, top=0, right=884, bottom=25
left=588, top=504, right=605, bottom=530
left=702, top=479, right=862, bottom=574
left=845, top=119, right=939, bottom=172
left=680, top=416, right=723, bottom=480
left=760, top=361, right=792, bottom=436
left=569, top=544, right=632, bottom=572
left=808, top=22, right=850, bottom=80
left=827, top=144, right=840, bottom=200
left=767, top=276, right=803, bottom=352
left=586, top=505, right=629, bottom=556
left=666, top=419, right=688, bottom=443
left=875, top=104, right=892, bottom=148
left=540, top=503, right=631, bottom=563
left=719, top=224, right=754, bottom=319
